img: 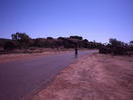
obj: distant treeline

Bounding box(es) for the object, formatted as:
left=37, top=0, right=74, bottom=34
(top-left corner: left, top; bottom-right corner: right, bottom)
left=0, top=32, right=133, bottom=55
left=0, top=32, right=102, bottom=51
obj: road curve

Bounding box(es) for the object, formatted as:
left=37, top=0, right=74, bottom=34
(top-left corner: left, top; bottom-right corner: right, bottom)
left=0, top=50, right=97, bottom=100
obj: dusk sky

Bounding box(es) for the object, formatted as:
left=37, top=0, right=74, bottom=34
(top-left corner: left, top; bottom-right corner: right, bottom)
left=0, top=0, right=133, bottom=43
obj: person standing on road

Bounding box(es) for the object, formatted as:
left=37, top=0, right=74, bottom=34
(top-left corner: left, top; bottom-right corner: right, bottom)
left=75, top=47, right=78, bottom=55
left=75, top=44, right=78, bottom=58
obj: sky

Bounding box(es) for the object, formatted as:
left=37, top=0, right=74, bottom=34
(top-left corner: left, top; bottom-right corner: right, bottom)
left=0, top=0, right=133, bottom=43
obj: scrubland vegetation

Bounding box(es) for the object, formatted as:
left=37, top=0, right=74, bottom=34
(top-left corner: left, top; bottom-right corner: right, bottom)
left=0, top=32, right=102, bottom=54
left=99, top=39, right=133, bottom=55
left=0, top=32, right=133, bottom=55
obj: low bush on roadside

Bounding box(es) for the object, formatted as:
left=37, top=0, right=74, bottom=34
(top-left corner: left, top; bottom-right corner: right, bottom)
left=99, top=38, right=132, bottom=55
left=99, top=46, right=111, bottom=54
left=4, top=41, right=19, bottom=51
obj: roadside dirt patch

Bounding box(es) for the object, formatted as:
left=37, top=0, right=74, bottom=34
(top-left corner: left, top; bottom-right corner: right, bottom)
left=0, top=50, right=73, bottom=63
left=33, top=54, right=133, bottom=100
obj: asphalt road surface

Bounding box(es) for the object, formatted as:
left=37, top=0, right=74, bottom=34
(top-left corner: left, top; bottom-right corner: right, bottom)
left=0, top=50, right=97, bottom=100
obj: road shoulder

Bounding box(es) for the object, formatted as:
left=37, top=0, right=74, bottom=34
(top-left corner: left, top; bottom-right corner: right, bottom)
left=0, top=50, right=73, bottom=63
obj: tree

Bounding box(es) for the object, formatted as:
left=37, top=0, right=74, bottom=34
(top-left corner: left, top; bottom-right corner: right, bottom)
left=82, top=39, right=88, bottom=48
left=109, top=38, right=125, bottom=47
left=130, top=41, right=133, bottom=45
left=70, top=36, right=83, bottom=40
left=129, top=41, right=133, bottom=51
left=47, top=37, right=53, bottom=40
left=12, top=32, right=30, bottom=41
left=11, top=32, right=31, bottom=48
left=57, top=37, right=66, bottom=40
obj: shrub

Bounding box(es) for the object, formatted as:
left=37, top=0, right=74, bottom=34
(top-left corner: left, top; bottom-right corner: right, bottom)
left=4, top=41, right=18, bottom=51
left=99, top=46, right=111, bottom=54
left=34, top=38, right=45, bottom=47
left=99, top=38, right=130, bottom=55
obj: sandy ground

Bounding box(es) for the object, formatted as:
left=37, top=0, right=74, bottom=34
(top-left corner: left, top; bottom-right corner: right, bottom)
left=33, top=53, right=133, bottom=100
left=0, top=48, right=90, bottom=63
left=0, top=50, right=73, bottom=63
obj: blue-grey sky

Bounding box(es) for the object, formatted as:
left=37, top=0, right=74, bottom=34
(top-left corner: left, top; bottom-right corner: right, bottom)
left=0, top=0, right=133, bottom=43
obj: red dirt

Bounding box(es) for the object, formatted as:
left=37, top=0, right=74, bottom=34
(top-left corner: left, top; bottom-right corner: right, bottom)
left=33, top=53, right=133, bottom=100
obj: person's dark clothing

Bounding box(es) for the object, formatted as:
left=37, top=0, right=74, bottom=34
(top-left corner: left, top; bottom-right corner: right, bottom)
left=75, top=48, right=78, bottom=55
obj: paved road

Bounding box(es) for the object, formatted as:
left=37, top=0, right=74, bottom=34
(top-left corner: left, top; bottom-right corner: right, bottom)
left=0, top=50, right=97, bottom=100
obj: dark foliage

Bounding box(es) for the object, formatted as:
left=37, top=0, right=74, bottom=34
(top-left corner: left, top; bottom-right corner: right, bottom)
left=34, top=38, right=45, bottom=47
left=99, top=45, right=111, bottom=54
left=11, top=32, right=31, bottom=48
left=99, top=38, right=131, bottom=55
left=70, top=36, right=83, bottom=40
left=47, top=37, right=54, bottom=40
left=4, top=41, right=18, bottom=51
left=129, top=41, right=133, bottom=51
left=57, top=37, right=66, bottom=40
left=12, top=32, right=30, bottom=41
left=1, top=32, right=132, bottom=56
left=0, top=33, right=103, bottom=52
left=0, top=38, right=11, bottom=47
